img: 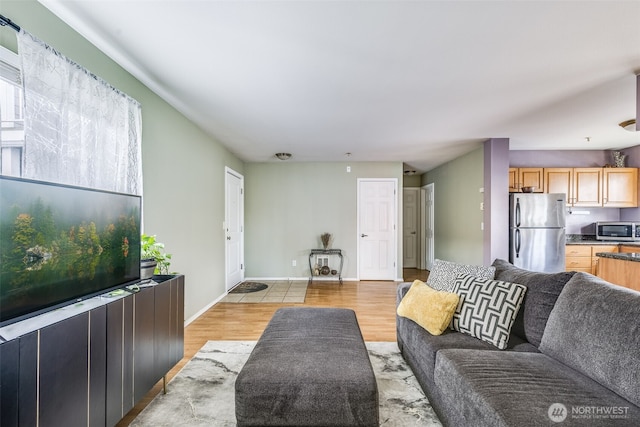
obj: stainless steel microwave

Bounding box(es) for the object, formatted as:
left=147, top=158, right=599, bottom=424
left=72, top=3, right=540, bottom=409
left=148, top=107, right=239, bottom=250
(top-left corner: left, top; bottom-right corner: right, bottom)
left=595, top=221, right=640, bottom=241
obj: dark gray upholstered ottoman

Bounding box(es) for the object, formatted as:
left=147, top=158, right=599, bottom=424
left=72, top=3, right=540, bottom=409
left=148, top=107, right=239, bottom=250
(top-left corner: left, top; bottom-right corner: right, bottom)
left=235, top=307, right=379, bottom=426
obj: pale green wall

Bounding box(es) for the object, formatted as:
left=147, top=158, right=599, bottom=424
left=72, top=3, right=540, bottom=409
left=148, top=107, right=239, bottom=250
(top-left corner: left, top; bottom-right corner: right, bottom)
left=424, top=147, right=484, bottom=265
left=0, top=1, right=244, bottom=323
left=245, top=162, right=404, bottom=280
left=402, top=174, right=421, bottom=187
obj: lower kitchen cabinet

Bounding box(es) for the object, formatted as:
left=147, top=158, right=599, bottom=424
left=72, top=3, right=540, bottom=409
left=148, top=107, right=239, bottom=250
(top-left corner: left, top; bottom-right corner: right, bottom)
left=565, top=245, right=592, bottom=273
left=565, top=245, right=618, bottom=275
left=597, top=257, right=640, bottom=292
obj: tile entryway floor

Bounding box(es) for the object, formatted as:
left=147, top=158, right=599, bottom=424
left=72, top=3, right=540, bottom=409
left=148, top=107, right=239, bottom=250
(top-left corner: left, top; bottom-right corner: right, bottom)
left=222, top=280, right=308, bottom=303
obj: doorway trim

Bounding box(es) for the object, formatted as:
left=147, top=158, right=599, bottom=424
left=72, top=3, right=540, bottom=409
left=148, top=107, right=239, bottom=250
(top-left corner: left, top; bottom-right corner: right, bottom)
left=421, top=183, right=435, bottom=270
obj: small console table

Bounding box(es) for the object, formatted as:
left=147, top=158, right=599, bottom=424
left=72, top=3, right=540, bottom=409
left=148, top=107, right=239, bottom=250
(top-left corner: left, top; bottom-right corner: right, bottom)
left=309, top=248, right=344, bottom=285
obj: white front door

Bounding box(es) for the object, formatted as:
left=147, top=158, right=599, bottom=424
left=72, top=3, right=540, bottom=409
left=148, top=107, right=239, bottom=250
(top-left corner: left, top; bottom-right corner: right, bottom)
left=225, top=167, right=244, bottom=291
left=358, top=179, right=398, bottom=280
left=403, top=188, right=419, bottom=268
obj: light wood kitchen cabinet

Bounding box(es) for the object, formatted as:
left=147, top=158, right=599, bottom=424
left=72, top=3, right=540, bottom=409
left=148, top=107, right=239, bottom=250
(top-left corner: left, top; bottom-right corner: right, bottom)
left=544, top=168, right=572, bottom=201
left=572, top=168, right=602, bottom=206
left=509, top=167, right=543, bottom=193
left=618, top=245, right=640, bottom=253
left=517, top=166, right=637, bottom=207
left=591, top=245, right=618, bottom=276
left=565, top=244, right=618, bottom=275
left=602, top=167, right=638, bottom=207
left=565, top=245, right=593, bottom=273
left=508, top=168, right=518, bottom=192
left=597, top=257, right=640, bottom=292
left=544, top=167, right=601, bottom=206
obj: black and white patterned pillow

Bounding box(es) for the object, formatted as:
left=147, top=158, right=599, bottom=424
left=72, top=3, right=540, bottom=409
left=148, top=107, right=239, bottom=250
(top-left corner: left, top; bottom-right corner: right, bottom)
left=427, top=259, right=495, bottom=292
left=451, top=274, right=527, bottom=350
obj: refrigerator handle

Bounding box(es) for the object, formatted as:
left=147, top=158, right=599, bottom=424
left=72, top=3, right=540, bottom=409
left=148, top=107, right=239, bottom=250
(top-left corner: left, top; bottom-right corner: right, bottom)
left=515, top=229, right=521, bottom=258
left=515, top=198, right=521, bottom=227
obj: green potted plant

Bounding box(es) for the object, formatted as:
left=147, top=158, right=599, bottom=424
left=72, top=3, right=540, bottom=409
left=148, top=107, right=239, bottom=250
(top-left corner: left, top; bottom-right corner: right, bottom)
left=141, top=234, right=172, bottom=280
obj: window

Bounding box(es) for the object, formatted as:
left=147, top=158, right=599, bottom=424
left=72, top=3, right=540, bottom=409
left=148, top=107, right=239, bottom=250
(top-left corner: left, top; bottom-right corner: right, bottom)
left=0, top=45, right=24, bottom=177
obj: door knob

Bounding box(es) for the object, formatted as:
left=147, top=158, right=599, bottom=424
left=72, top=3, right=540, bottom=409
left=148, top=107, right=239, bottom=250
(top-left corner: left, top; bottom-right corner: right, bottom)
left=227, top=236, right=231, bottom=240
left=361, top=234, right=368, bottom=237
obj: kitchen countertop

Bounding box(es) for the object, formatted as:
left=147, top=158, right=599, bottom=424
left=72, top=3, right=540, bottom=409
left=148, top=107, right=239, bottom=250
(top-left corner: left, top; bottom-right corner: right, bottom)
left=594, top=252, right=640, bottom=262
left=566, top=241, right=640, bottom=246
left=565, top=235, right=640, bottom=246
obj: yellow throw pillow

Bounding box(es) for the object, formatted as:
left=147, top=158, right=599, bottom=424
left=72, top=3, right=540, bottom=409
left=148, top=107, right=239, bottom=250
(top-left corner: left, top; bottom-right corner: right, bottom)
left=397, top=280, right=460, bottom=335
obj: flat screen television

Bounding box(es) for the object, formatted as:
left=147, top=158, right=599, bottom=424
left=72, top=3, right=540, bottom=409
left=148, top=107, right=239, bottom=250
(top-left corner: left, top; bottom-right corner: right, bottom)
left=0, top=176, right=141, bottom=326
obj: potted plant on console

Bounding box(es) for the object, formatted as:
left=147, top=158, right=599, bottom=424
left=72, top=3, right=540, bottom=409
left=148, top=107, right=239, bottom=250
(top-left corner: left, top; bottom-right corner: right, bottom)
left=141, top=233, right=172, bottom=280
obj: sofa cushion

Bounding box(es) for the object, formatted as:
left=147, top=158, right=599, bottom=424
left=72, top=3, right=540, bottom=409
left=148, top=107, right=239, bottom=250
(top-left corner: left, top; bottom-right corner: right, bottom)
left=396, top=315, right=501, bottom=386
left=397, top=280, right=459, bottom=335
left=427, top=258, right=495, bottom=292
left=492, top=258, right=575, bottom=347
left=539, top=272, right=640, bottom=408
left=451, top=274, right=526, bottom=350
left=434, top=348, right=640, bottom=427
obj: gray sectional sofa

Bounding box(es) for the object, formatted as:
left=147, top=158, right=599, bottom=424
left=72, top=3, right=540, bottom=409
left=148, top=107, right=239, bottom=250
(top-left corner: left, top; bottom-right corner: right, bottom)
left=396, top=259, right=640, bottom=426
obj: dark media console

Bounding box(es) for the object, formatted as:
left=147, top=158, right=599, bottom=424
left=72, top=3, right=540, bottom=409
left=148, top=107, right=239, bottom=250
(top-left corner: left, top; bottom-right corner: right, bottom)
left=0, top=275, right=185, bottom=427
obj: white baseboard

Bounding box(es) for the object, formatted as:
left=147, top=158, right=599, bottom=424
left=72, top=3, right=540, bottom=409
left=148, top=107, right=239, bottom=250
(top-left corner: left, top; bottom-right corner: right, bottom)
left=184, top=292, right=227, bottom=326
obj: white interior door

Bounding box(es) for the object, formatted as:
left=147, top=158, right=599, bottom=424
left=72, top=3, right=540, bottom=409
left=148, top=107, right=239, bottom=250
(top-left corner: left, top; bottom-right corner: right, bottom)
left=403, top=188, right=419, bottom=268
left=424, top=183, right=435, bottom=270
left=358, top=179, right=398, bottom=280
left=225, top=167, right=244, bottom=291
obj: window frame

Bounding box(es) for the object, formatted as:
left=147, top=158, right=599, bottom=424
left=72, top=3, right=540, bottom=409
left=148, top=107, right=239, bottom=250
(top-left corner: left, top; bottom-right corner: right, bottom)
left=0, top=45, right=24, bottom=177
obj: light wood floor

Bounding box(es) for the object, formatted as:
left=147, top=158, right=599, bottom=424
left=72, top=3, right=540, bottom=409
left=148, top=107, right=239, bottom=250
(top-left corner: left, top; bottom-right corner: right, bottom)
left=116, top=269, right=429, bottom=426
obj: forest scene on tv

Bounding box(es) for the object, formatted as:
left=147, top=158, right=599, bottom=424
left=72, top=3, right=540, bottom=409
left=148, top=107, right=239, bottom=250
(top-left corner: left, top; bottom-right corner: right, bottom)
left=0, top=178, right=141, bottom=325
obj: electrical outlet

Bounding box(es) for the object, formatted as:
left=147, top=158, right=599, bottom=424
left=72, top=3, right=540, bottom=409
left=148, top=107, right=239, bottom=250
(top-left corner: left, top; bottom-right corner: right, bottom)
left=346, top=166, right=351, bottom=173
left=292, top=260, right=297, bottom=267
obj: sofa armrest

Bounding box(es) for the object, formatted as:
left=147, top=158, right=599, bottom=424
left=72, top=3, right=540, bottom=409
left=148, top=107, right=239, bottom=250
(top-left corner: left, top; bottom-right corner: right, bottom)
left=396, top=282, right=413, bottom=306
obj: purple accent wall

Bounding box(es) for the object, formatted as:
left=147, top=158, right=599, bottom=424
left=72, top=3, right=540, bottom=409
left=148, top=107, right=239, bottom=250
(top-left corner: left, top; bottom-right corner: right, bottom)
left=509, top=150, right=609, bottom=167
left=566, top=208, right=619, bottom=234
left=484, top=138, right=510, bottom=265
left=620, top=144, right=640, bottom=221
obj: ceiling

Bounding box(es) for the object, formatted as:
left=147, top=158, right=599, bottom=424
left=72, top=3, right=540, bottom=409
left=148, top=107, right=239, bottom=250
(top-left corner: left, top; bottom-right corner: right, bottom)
left=39, top=0, right=640, bottom=173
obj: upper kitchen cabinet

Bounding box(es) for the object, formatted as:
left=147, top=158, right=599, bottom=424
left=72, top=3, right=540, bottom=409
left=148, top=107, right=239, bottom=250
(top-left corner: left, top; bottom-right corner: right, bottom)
left=544, top=168, right=572, bottom=202
left=602, top=168, right=638, bottom=207
left=509, top=167, right=544, bottom=193
left=572, top=168, right=603, bottom=207
left=544, top=167, right=601, bottom=206
left=514, top=166, right=638, bottom=207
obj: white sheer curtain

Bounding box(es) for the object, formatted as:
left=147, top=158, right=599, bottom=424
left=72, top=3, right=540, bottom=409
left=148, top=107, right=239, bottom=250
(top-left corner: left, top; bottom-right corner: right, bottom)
left=17, top=30, right=142, bottom=195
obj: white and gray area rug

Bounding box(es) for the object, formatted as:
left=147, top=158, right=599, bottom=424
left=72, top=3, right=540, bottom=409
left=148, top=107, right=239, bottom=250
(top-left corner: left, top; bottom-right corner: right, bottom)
left=130, top=341, right=442, bottom=426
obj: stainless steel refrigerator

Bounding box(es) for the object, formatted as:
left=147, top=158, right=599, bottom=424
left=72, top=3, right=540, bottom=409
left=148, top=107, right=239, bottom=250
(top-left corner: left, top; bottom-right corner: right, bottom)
left=509, top=193, right=566, bottom=273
